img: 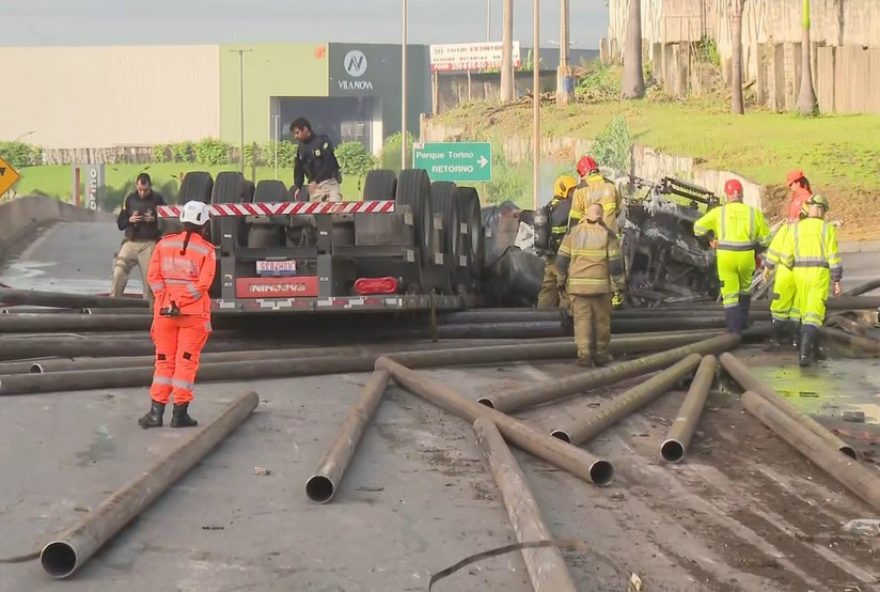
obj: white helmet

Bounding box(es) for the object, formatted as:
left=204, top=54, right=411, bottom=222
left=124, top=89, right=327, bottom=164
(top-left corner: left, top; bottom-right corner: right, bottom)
left=179, top=200, right=210, bottom=226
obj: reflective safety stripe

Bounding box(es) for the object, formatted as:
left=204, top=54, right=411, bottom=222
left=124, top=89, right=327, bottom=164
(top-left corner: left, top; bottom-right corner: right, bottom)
left=163, top=240, right=210, bottom=255
left=569, top=248, right=607, bottom=257
left=568, top=278, right=610, bottom=285
left=204, top=321, right=212, bottom=332
left=187, top=283, right=201, bottom=298
left=766, top=248, right=785, bottom=260
left=748, top=208, right=755, bottom=241
left=693, top=223, right=708, bottom=236
left=551, top=225, right=568, bottom=234
left=717, top=242, right=755, bottom=251
left=164, top=278, right=191, bottom=285
left=152, top=376, right=173, bottom=386
left=171, top=378, right=195, bottom=391
left=793, top=259, right=829, bottom=268
left=149, top=282, right=165, bottom=292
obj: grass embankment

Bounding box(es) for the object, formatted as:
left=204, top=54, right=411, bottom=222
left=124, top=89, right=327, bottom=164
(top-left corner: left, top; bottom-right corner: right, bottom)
left=437, top=99, right=880, bottom=239
left=13, top=163, right=365, bottom=210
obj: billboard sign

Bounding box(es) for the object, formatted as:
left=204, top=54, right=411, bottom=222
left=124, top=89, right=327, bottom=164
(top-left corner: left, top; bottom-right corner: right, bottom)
left=429, top=42, right=521, bottom=72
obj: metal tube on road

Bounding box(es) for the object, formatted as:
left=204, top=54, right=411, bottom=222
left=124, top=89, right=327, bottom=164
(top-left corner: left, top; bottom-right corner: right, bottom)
left=439, top=309, right=769, bottom=324
left=818, top=327, right=880, bottom=356
left=661, top=355, right=717, bottom=463
left=718, top=352, right=856, bottom=458
left=2, top=337, right=707, bottom=394
left=479, top=333, right=739, bottom=413
left=843, top=279, right=880, bottom=297
left=472, top=418, right=578, bottom=592
left=741, top=390, right=880, bottom=513
left=307, top=369, right=390, bottom=503
left=40, top=391, right=259, bottom=578
left=376, top=356, right=613, bottom=485
left=0, top=289, right=148, bottom=310
left=0, top=314, right=151, bottom=333
left=550, top=354, right=702, bottom=444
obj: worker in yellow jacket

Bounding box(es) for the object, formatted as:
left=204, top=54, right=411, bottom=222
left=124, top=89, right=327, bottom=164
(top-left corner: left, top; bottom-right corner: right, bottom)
left=765, top=194, right=842, bottom=367
left=763, top=207, right=808, bottom=349
left=693, top=179, right=770, bottom=334
left=536, top=174, right=578, bottom=309
left=557, top=203, right=626, bottom=367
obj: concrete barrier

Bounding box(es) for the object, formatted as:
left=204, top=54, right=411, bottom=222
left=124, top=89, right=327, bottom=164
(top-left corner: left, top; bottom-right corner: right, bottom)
left=0, top=195, right=113, bottom=263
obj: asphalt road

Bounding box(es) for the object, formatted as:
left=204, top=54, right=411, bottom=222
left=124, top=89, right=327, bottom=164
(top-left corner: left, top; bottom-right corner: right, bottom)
left=0, top=221, right=878, bottom=591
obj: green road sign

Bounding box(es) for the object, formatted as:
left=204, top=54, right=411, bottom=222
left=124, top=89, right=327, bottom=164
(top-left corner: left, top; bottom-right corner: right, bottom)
left=412, top=141, right=492, bottom=183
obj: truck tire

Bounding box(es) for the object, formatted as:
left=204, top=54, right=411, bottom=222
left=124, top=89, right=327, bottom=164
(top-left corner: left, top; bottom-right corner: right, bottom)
left=431, top=181, right=461, bottom=293
left=363, top=169, right=397, bottom=201
left=178, top=172, right=213, bottom=204
left=243, top=180, right=255, bottom=203
left=253, top=180, right=289, bottom=203
left=396, top=169, right=434, bottom=270
left=210, top=172, right=248, bottom=246
left=455, top=186, right=484, bottom=278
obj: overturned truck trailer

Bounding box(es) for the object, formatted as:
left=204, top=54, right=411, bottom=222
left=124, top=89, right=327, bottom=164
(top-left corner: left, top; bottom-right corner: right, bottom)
left=481, top=176, right=724, bottom=307
left=158, top=169, right=483, bottom=316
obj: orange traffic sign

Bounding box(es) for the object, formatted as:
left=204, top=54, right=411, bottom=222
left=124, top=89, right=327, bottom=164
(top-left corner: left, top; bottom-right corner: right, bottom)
left=0, top=156, right=21, bottom=198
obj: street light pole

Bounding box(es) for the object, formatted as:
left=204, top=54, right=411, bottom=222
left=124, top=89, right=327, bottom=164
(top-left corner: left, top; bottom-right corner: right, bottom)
left=230, top=49, right=252, bottom=175
left=557, top=0, right=572, bottom=105
left=401, top=0, right=408, bottom=171
left=487, top=0, right=491, bottom=41
left=532, top=0, right=540, bottom=211
left=273, top=114, right=280, bottom=180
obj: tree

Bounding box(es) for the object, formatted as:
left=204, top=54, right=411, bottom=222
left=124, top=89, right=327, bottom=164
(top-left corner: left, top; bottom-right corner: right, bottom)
left=621, top=0, right=645, bottom=99
left=730, top=0, right=745, bottom=115
left=796, top=0, right=819, bottom=115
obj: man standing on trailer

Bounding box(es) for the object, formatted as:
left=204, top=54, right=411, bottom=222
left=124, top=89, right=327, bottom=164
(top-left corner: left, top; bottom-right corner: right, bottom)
left=291, top=117, right=343, bottom=203
left=138, top=201, right=216, bottom=430
left=111, top=173, right=166, bottom=306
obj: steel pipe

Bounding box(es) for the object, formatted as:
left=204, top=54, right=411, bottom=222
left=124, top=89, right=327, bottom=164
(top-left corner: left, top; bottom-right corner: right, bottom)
left=439, top=309, right=770, bottom=324
left=550, top=354, right=702, bottom=444
left=819, top=327, right=880, bottom=356
left=661, top=355, right=717, bottom=463
left=741, top=391, right=880, bottom=513
left=472, top=418, right=578, bottom=592
left=718, top=352, right=856, bottom=458
left=306, top=369, right=390, bottom=503
left=1, top=336, right=708, bottom=395
left=478, top=334, right=739, bottom=413
left=843, top=279, right=880, bottom=297
left=0, top=289, right=148, bottom=310
left=40, top=391, right=259, bottom=578
left=376, top=357, right=613, bottom=485
left=0, top=314, right=151, bottom=333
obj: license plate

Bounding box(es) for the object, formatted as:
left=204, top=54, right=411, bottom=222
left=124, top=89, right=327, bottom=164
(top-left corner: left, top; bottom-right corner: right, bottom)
left=256, top=260, right=297, bottom=277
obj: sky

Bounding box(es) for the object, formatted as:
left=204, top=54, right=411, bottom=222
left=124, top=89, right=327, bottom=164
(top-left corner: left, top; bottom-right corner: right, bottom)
left=0, top=0, right=608, bottom=48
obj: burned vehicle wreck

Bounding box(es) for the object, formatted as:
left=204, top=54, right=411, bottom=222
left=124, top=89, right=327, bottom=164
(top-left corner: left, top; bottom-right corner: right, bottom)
left=481, top=176, right=722, bottom=308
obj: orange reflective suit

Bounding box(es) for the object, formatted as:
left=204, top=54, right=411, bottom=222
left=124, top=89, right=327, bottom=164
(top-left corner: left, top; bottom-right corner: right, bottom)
left=787, top=186, right=812, bottom=223
left=146, top=230, right=216, bottom=405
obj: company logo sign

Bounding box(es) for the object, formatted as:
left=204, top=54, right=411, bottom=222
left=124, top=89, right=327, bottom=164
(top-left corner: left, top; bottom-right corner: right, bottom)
left=235, top=277, right=319, bottom=298
left=344, top=50, right=368, bottom=77
left=338, top=49, right=374, bottom=91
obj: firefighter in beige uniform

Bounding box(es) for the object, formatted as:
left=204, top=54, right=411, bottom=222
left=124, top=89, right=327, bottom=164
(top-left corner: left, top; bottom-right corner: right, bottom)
left=557, top=203, right=626, bottom=367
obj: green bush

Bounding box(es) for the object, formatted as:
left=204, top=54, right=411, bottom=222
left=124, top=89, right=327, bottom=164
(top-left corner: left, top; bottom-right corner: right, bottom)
left=336, top=141, right=375, bottom=179
left=379, top=132, right=415, bottom=172
left=263, top=141, right=298, bottom=170
left=244, top=142, right=265, bottom=168
left=0, top=141, right=42, bottom=167
left=486, top=148, right=530, bottom=205
left=575, top=63, right=622, bottom=103
left=195, top=138, right=232, bottom=165
left=152, top=144, right=171, bottom=163
left=171, top=142, right=195, bottom=163
left=591, top=115, right=632, bottom=175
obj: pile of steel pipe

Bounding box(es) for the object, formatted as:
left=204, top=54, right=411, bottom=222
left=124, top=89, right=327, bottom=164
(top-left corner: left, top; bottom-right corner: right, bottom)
left=0, top=313, right=152, bottom=333
left=0, top=288, right=147, bottom=310
left=375, top=356, right=613, bottom=485
left=0, top=334, right=713, bottom=396
left=719, top=352, right=856, bottom=458
left=819, top=327, right=880, bottom=356
left=478, top=333, right=740, bottom=412
left=40, top=391, right=259, bottom=578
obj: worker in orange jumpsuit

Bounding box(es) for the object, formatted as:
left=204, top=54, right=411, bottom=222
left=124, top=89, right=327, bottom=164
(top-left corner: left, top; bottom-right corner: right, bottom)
left=138, top=201, right=216, bottom=429
left=785, top=170, right=812, bottom=222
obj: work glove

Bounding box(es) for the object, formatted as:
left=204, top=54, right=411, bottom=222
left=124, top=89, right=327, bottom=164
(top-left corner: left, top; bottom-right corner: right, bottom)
left=612, top=291, right=624, bottom=309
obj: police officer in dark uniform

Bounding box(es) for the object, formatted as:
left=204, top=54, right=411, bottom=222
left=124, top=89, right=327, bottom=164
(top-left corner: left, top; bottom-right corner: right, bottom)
left=291, top=118, right=342, bottom=202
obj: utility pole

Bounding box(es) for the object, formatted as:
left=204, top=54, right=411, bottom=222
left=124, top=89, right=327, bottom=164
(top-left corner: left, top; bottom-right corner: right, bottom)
left=486, top=0, right=491, bottom=41
left=532, top=0, right=540, bottom=211
left=500, top=0, right=514, bottom=102
left=230, top=48, right=252, bottom=175
left=556, top=0, right=573, bottom=105
left=401, top=0, right=408, bottom=170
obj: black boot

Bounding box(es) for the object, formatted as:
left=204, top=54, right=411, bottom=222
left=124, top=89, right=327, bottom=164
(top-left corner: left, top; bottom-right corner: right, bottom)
left=799, top=326, right=815, bottom=367
left=170, top=403, right=198, bottom=428
left=789, top=321, right=801, bottom=349
left=764, top=319, right=784, bottom=350
left=813, top=327, right=827, bottom=361
left=724, top=307, right=741, bottom=334
left=739, top=295, right=752, bottom=330
left=138, top=401, right=165, bottom=429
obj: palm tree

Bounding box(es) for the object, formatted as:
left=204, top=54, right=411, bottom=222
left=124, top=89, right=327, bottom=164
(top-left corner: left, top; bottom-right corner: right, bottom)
left=796, top=0, right=819, bottom=115
left=621, top=0, right=645, bottom=99
left=730, top=0, right=745, bottom=114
